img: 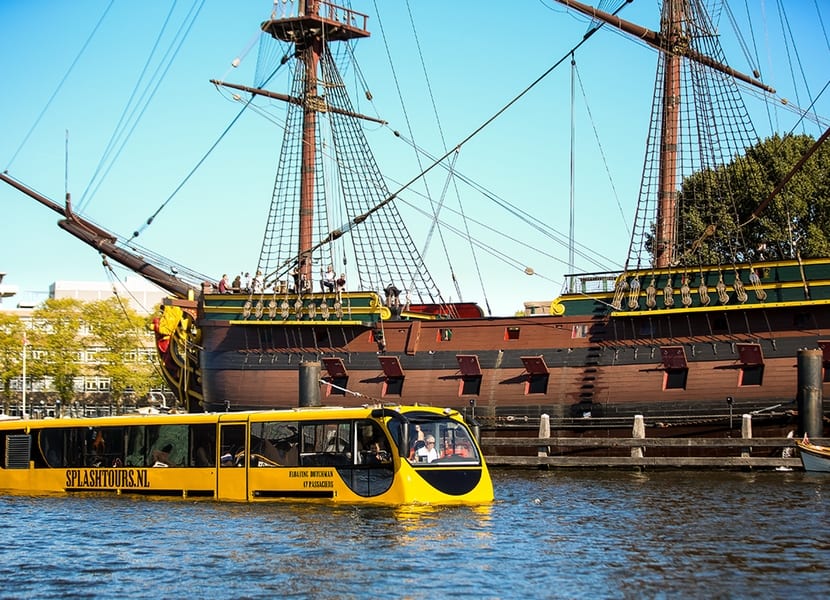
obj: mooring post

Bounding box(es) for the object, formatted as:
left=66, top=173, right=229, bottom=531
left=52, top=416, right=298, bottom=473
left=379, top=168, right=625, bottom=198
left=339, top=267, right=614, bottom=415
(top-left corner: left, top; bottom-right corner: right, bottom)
left=741, top=414, right=752, bottom=458
left=538, top=413, right=550, bottom=457
left=797, top=348, right=824, bottom=438
left=632, top=415, right=645, bottom=459
left=299, top=361, right=321, bottom=407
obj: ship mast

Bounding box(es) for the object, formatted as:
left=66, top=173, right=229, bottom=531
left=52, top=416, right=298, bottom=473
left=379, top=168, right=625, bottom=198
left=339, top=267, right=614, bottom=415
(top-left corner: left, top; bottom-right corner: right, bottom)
left=260, top=1, right=370, bottom=287
left=214, top=2, right=444, bottom=302
left=656, top=0, right=682, bottom=267
left=554, top=0, right=774, bottom=268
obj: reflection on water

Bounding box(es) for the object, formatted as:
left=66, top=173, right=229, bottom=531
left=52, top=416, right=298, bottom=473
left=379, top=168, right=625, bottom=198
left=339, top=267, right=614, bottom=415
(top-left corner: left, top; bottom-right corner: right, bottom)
left=1, top=470, right=828, bottom=598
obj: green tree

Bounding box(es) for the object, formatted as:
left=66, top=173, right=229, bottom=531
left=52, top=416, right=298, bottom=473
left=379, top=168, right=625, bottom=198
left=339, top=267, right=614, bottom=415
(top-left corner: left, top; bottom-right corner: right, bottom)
left=0, top=312, right=26, bottom=410
left=30, top=298, right=85, bottom=405
left=82, top=298, right=158, bottom=412
left=675, top=133, right=830, bottom=265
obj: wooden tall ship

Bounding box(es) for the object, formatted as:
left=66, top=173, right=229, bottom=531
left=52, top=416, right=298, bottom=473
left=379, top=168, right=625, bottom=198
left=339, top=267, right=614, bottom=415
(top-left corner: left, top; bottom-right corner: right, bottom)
left=3, top=1, right=829, bottom=433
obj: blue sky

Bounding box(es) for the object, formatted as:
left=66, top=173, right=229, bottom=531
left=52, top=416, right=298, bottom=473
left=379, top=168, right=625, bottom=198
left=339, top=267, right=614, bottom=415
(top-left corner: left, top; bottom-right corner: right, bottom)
left=1, top=1, right=828, bottom=315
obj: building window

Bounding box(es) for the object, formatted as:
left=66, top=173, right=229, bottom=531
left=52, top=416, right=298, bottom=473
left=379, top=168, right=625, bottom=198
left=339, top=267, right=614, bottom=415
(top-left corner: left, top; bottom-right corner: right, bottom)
left=84, top=377, right=111, bottom=392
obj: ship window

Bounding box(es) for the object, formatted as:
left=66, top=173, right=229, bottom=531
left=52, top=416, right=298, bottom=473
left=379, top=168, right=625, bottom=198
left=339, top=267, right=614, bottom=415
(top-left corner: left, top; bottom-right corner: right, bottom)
left=739, top=365, right=764, bottom=386
left=663, top=369, right=688, bottom=390
left=526, top=373, right=549, bottom=395
left=459, top=375, right=482, bottom=396
left=322, top=357, right=349, bottom=396
left=325, top=376, right=349, bottom=396
left=505, top=327, right=520, bottom=340
left=438, top=328, right=453, bottom=342
left=571, top=325, right=589, bottom=339
left=383, top=376, right=404, bottom=396
left=736, top=343, right=764, bottom=386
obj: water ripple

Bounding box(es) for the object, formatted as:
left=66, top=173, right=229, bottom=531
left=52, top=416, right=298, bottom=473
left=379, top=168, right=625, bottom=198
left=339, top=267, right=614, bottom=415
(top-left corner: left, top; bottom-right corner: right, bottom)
left=0, top=471, right=828, bottom=598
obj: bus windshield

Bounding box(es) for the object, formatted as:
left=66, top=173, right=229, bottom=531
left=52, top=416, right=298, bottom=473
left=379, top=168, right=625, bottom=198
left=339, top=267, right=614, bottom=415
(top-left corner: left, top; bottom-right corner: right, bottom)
left=387, top=413, right=480, bottom=465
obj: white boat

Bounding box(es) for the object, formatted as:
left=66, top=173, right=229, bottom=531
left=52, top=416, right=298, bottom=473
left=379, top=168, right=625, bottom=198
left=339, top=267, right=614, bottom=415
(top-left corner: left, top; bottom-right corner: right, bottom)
left=794, top=436, right=830, bottom=473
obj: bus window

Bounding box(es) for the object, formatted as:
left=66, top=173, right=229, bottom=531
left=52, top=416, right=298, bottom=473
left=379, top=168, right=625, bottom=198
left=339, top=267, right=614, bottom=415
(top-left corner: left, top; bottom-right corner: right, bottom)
left=250, top=421, right=299, bottom=467
left=220, top=424, right=246, bottom=467
left=387, top=414, right=480, bottom=465
left=37, top=428, right=65, bottom=467
left=357, top=420, right=390, bottom=464
left=191, top=424, right=215, bottom=467
left=146, top=425, right=188, bottom=467
left=300, top=422, right=352, bottom=466
left=125, top=426, right=147, bottom=467
left=85, top=427, right=126, bottom=468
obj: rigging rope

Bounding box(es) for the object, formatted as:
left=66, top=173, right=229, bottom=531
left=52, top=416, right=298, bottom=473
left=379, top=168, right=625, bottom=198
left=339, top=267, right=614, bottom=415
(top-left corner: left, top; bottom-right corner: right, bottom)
left=372, top=0, right=452, bottom=305
left=79, top=0, right=207, bottom=214
left=131, top=59, right=286, bottom=242
left=4, top=1, right=116, bottom=173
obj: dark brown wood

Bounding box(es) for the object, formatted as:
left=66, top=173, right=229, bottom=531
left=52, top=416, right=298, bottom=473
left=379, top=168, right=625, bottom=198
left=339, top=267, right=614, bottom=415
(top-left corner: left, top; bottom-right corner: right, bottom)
left=486, top=455, right=802, bottom=468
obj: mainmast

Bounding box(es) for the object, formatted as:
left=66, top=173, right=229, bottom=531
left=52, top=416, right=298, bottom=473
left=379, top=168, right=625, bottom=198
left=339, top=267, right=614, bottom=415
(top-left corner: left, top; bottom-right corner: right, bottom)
left=655, top=1, right=683, bottom=267
left=260, top=1, right=370, bottom=287
left=555, top=0, right=774, bottom=268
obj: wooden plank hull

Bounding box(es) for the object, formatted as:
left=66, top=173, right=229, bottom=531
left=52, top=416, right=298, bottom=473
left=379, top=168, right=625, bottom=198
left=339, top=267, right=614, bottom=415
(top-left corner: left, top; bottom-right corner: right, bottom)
left=192, top=300, right=830, bottom=428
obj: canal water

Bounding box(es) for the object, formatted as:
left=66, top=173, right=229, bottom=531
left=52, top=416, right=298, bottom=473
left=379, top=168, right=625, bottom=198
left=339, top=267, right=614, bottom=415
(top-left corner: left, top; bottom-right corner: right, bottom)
left=0, top=469, right=827, bottom=599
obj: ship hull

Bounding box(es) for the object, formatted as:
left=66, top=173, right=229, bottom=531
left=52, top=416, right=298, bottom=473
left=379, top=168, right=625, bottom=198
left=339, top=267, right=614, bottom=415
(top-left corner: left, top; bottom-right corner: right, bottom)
left=192, top=296, right=829, bottom=432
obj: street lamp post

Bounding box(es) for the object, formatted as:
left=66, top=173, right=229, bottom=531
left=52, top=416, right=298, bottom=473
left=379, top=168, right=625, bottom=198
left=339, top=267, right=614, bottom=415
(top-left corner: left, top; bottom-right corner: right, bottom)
left=21, top=333, right=27, bottom=419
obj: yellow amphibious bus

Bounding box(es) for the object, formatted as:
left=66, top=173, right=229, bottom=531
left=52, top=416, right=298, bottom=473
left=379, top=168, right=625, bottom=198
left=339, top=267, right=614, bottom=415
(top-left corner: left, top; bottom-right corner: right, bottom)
left=0, top=405, right=493, bottom=504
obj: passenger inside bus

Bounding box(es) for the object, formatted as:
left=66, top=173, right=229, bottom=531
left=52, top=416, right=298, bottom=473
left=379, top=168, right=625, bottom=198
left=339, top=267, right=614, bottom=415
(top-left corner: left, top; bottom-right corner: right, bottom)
left=151, top=444, right=174, bottom=467
left=415, top=436, right=439, bottom=463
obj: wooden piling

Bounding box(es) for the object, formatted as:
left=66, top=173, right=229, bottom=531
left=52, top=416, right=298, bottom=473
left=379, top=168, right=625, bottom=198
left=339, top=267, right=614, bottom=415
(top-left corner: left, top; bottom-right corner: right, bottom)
left=537, top=414, right=550, bottom=457
left=797, top=348, right=824, bottom=438
left=741, top=414, right=752, bottom=458
left=631, top=415, right=645, bottom=459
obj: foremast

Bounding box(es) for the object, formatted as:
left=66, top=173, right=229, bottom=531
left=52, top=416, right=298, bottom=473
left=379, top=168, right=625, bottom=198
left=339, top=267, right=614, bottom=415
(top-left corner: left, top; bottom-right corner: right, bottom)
left=264, top=3, right=367, bottom=285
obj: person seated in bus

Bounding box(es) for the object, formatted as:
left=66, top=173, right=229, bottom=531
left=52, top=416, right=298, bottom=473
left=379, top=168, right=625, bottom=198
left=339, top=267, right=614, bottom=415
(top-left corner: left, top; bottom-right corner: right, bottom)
left=442, top=438, right=472, bottom=458
left=151, top=444, right=174, bottom=467
left=415, top=435, right=439, bottom=463
left=86, top=429, right=107, bottom=467
left=362, top=441, right=390, bottom=464
left=220, top=452, right=235, bottom=467
left=195, top=444, right=213, bottom=467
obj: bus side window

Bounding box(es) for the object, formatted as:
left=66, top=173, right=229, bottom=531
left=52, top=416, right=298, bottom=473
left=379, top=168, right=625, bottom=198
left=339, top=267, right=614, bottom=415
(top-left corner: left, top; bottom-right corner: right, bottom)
left=191, top=424, right=215, bottom=467
left=220, top=424, right=246, bottom=467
